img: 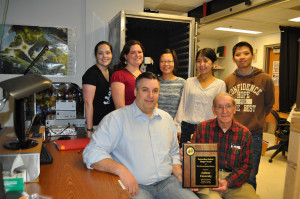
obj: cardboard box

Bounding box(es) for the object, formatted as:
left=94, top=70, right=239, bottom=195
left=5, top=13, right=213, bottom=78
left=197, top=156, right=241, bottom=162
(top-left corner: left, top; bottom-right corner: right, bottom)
left=283, top=112, right=300, bottom=199
left=3, top=169, right=26, bottom=192
left=0, top=127, right=42, bottom=182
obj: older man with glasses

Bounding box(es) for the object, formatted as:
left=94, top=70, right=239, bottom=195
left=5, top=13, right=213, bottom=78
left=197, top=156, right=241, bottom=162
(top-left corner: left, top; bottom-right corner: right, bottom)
left=191, top=92, right=259, bottom=199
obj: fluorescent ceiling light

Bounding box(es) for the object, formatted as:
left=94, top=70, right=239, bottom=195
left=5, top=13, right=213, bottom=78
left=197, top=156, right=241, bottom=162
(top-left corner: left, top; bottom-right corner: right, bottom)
left=215, top=27, right=262, bottom=34
left=288, top=17, right=300, bottom=22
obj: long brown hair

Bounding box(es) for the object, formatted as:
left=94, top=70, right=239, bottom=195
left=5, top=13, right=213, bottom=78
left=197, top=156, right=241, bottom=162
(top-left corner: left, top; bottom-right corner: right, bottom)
left=113, top=40, right=145, bottom=71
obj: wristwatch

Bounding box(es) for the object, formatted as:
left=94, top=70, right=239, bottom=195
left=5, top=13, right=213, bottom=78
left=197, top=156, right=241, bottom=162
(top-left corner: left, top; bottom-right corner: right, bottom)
left=86, top=128, right=94, bottom=132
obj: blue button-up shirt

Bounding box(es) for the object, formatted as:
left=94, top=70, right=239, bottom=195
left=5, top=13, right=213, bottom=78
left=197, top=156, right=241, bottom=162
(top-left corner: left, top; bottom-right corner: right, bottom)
left=83, top=101, right=181, bottom=185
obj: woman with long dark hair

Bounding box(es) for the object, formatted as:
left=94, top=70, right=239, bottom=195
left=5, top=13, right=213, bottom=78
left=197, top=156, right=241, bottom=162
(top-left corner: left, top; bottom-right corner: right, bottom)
left=110, top=40, right=145, bottom=109
left=174, top=48, right=226, bottom=146
left=82, top=41, right=115, bottom=138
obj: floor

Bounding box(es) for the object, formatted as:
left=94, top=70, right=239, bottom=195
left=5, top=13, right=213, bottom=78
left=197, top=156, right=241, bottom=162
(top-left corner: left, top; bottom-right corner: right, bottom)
left=256, top=133, right=287, bottom=199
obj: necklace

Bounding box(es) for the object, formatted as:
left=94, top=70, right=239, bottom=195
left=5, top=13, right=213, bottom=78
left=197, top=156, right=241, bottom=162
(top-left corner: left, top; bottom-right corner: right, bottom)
left=123, top=68, right=137, bottom=78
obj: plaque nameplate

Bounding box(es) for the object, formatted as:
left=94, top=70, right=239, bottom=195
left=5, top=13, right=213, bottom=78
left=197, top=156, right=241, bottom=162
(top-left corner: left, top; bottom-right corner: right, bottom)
left=182, top=143, right=218, bottom=188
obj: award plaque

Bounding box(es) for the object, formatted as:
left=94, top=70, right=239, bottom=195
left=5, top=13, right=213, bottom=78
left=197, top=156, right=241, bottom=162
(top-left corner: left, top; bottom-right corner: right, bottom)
left=182, top=143, right=218, bottom=188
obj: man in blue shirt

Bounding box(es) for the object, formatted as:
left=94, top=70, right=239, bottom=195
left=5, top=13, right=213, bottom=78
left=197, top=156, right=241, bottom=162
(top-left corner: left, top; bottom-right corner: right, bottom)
left=83, top=72, right=198, bottom=199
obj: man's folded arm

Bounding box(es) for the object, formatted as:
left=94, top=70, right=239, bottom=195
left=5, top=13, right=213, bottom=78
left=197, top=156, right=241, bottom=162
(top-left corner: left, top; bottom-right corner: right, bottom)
left=92, top=159, right=139, bottom=196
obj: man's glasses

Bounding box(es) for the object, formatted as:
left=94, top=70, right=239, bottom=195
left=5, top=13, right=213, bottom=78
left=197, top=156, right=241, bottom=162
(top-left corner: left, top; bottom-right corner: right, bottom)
left=215, top=105, right=234, bottom=111
left=160, top=60, right=174, bottom=64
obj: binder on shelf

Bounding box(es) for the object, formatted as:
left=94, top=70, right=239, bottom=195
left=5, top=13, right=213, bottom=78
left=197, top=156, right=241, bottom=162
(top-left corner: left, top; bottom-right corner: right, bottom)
left=53, top=138, right=90, bottom=151
left=216, top=46, right=226, bottom=57
left=213, top=65, right=224, bottom=70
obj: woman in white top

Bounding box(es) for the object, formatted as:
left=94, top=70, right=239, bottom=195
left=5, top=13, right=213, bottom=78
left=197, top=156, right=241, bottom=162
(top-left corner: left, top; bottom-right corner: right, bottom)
left=174, top=48, right=226, bottom=147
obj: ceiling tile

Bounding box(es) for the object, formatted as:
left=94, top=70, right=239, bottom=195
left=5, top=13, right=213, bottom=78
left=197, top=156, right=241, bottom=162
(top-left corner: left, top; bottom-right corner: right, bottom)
left=144, top=2, right=161, bottom=8
left=145, top=0, right=300, bottom=39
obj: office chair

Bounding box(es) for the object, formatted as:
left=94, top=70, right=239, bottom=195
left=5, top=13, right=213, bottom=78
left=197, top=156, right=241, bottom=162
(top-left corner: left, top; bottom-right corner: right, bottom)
left=266, top=110, right=290, bottom=163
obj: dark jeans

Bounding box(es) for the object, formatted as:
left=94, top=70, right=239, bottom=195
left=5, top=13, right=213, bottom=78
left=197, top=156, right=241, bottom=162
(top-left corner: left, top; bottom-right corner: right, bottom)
left=248, top=132, right=263, bottom=190
left=179, top=121, right=198, bottom=148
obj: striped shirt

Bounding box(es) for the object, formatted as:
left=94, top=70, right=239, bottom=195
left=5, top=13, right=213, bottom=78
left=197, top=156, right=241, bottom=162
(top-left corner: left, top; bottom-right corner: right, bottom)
left=158, top=77, right=185, bottom=118
left=191, top=118, right=253, bottom=188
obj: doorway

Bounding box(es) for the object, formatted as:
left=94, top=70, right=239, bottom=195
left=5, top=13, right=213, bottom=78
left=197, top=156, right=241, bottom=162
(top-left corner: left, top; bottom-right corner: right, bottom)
left=264, top=44, right=289, bottom=119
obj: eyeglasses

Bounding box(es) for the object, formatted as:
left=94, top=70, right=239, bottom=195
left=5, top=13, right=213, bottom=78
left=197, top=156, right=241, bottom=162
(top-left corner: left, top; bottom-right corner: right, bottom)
left=215, top=105, right=234, bottom=111
left=160, top=60, right=174, bottom=64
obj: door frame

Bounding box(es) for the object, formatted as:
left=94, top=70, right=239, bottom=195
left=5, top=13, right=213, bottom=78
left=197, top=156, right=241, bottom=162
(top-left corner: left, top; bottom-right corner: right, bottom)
left=264, top=43, right=280, bottom=73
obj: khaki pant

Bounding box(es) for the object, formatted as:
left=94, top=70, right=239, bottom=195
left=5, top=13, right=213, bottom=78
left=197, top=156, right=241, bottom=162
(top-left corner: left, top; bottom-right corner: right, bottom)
left=197, top=171, right=260, bottom=199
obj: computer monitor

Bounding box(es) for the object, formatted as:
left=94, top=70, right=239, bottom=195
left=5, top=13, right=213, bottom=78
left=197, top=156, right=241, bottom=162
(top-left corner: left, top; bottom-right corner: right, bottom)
left=4, top=98, right=39, bottom=150
left=0, top=74, right=52, bottom=150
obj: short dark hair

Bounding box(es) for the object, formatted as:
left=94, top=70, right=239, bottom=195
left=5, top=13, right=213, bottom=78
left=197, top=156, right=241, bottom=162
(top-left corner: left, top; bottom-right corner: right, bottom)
left=213, top=92, right=236, bottom=107
left=232, top=41, right=253, bottom=57
left=158, top=49, right=179, bottom=75
left=94, top=41, right=113, bottom=56
left=135, top=72, right=159, bottom=89
left=196, top=48, right=217, bottom=63
left=114, top=40, right=145, bottom=71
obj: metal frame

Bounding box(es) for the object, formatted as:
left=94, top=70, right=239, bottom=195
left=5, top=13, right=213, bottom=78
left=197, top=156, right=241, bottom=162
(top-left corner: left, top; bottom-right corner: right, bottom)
left=109, top=10, right=196, bottom=77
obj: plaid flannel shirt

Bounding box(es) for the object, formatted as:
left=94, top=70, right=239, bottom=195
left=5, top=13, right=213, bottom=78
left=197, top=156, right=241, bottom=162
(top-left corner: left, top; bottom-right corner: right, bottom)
left=191, top=118, right=253, bottom=188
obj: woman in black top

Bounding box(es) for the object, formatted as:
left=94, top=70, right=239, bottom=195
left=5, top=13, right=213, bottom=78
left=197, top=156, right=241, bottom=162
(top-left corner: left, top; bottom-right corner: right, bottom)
left=82, top=41, right=115, bottom=138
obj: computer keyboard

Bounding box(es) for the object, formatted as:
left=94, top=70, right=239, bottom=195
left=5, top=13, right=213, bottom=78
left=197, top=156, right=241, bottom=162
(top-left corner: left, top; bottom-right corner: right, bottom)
left=40, top=144, right=53, bottom=164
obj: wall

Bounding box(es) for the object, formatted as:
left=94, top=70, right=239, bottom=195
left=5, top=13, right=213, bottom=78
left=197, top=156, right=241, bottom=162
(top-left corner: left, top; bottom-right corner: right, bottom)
left=0, top=0, right=143, bottom=127
left=2, top=0, right=86, bottom=84
left=253, top=32, right=281, bottom=70
left=215, top=36, right=239, bottom=80
left=85, top=0, right=144, bottom=69
left=197, top=38, right=219, bottom=50
left=0, top=0, right=86, bottom=126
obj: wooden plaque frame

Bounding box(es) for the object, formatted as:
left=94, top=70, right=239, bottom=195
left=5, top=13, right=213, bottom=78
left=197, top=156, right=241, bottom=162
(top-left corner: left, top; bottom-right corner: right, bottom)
left=182, top=143, right=218, bottom=188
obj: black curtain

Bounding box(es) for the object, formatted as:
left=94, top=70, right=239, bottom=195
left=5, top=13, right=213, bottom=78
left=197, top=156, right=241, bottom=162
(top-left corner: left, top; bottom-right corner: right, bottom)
left=279, top=26, right=300, bottom=112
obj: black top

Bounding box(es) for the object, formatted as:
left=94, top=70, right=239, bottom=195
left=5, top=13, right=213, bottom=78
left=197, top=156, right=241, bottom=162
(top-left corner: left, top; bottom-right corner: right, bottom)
left=82, top=65, right=115, bottom=125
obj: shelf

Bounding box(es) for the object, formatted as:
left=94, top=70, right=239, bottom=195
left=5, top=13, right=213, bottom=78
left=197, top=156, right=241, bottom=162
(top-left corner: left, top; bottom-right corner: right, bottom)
left=213, top=66, right=224, bottom=70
